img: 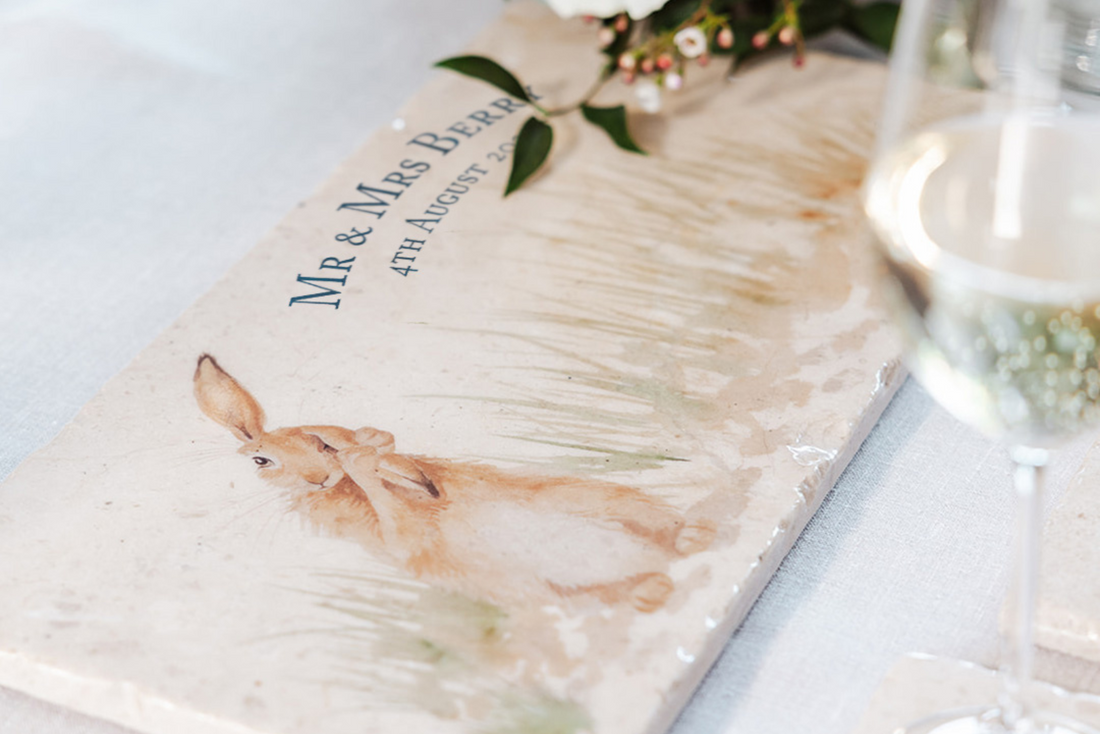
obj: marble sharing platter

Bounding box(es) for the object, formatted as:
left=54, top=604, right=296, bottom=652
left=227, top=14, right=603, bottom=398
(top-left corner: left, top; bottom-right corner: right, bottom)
left=1037, top=440, right=1100, bottom=666
left=854, top=655, right=1100, bottom=733
left=0, top=4, right=901, bottom=734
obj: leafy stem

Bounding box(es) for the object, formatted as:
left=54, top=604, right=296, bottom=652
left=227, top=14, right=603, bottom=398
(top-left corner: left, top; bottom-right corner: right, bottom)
left=435, top=0, right=899, bottom=195
left=434, top=55, right=643, bottom=195
left=544, top=71, right=615, bottom=118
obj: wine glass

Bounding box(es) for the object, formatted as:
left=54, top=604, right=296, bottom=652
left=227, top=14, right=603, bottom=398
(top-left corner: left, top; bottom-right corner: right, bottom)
left=862, top=0, right=1100, bottom=731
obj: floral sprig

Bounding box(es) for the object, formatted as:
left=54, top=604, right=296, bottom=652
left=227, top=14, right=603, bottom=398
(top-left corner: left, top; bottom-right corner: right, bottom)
left=438, top=0, right=899, bottom=195
left=611, top=2, right=733, bottom=88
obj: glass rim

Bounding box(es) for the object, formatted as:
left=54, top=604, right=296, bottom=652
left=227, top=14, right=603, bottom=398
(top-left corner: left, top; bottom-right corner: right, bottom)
left=863, top=110, right=1100, bottom=306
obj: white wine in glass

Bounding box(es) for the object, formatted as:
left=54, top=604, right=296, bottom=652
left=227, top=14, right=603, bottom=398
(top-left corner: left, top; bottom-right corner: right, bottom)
left=863, top=0, right=1100, bottom=731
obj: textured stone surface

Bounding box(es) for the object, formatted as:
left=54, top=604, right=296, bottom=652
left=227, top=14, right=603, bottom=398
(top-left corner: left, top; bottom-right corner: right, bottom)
left=1037, top=442, right=1100, bottom=667
left=0, top=4, right=901, bottom=734
left=855, top=655, right=1100, bottom=733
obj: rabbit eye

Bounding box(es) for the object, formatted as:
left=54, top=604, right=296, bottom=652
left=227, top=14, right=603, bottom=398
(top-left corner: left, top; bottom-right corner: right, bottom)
left=252, top=456, right=273, bottom=467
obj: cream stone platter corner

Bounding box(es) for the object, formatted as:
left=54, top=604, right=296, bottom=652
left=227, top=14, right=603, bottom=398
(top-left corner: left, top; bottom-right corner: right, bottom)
left=854, top=656, right=1100, bottom=734
left=1036, top=440, right=1100, bottom=666
left=0, top=4, right=900, bottom=734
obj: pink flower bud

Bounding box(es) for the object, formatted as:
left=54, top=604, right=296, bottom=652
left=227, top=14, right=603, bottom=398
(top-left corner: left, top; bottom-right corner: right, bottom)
left=597, top=26, right=616, bottom=47
left=619, top=53, right=637, bottom=71
left=622, top=71, right=636, bottom=85
left=717, top=27, right=735, bottom=49
left=778, top=26, right=796, bottom=46
left=752, top=30, right=770, bottom=49
left=697, top=54, right=710, bottom=67
left=793, top=55, right=805, bottom=68
left=665, top=71, right=683, bottom=90
left=656, top=53, right=674, bottom=71
left=614, top=14, right=629, bottom=33
left=640, top=57, right=655, bottom=74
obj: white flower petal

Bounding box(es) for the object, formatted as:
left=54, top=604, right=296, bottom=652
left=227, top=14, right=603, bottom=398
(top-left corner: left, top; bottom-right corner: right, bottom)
left=674, top=26, right=707, bottom=58
left=544, top=0, right=668, bottom=20
left=635, top=81, right=662, bottom=113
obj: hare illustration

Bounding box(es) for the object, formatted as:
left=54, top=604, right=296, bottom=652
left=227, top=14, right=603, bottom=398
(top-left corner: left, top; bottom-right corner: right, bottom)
left=194, top=354, right=714, bottom=612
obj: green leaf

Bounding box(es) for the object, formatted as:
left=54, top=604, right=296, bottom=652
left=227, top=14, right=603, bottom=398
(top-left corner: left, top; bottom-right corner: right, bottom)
left=580, top=104, right=646, bottom=155
left=801, top=0, right=852, bottom=38
left=846, top=2, right=900, bottom=52
left=435, top=55, right=532, bottom=103
left=649, top=0, right=703, bottom=32
left=505, top=117, right=553, bottom=196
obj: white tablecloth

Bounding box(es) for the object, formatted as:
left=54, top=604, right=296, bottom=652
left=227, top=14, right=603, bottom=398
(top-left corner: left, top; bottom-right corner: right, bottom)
left=1, top=2, right=1093, bottom=733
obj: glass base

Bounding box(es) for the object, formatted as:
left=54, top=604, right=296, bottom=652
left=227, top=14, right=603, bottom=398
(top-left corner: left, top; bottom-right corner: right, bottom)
left=899, top=706, right=1100, bottom=734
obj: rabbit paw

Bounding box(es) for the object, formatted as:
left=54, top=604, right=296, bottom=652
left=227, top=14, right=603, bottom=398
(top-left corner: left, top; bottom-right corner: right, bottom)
left=353, top=427, right=396, bottom=454
left=630, top=573, right=674, bottom=613
left=674, top=520, right=716, bottom=555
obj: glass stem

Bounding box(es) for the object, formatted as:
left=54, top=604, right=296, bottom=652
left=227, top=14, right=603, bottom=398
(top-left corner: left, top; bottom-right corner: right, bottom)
left=998, top=445, right=1048, bottom=731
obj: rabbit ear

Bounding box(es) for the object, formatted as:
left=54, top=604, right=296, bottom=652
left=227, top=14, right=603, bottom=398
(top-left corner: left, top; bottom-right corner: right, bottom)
left=193, top=354, right=266, bottom=442
left=300, top=426, right=358, bottom=451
